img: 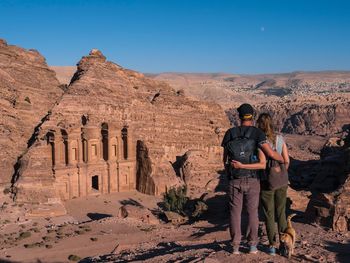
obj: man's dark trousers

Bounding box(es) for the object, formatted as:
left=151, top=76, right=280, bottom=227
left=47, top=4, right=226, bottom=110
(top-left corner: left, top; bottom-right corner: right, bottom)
left=229, top=177, right=260, bottom=247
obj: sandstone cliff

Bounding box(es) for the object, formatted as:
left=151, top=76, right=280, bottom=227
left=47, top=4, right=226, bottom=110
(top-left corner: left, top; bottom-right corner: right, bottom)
left=14, top=49, right=229, bottom=203
left=0, top=39, right=63, bottom=187
left=305, top=128, right=350, bottom=232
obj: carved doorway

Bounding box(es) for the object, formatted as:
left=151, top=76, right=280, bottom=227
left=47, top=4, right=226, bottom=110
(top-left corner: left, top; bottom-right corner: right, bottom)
left=92, top=175, right=99, bottom=191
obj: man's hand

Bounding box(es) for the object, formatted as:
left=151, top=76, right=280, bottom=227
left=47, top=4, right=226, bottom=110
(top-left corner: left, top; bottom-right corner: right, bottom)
left=231, top=160, right=243, bottom=169
left=261, top=143, right=284, bottom=163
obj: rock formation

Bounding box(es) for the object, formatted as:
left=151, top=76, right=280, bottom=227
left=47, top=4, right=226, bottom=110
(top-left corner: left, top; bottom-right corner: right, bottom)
left=118, top=204, right=159, bottom=225
left=11, top=47, right=229, bottom=203
left=178, top=150, right=225, bottom=197
left=226, top=99, right=350, bottom=137
left=0, top=39, right=63, bottom=188
left=305, top=129, right=350, bottom=232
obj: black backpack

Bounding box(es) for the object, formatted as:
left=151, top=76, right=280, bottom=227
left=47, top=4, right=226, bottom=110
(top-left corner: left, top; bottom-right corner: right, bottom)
left=225, top=126, right=258, bottom=179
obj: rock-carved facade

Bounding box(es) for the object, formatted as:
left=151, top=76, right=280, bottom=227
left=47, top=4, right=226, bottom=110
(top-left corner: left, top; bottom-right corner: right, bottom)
left=12, top=48, right=229, bottom=203
left=46, top=122, right=135, bottom=200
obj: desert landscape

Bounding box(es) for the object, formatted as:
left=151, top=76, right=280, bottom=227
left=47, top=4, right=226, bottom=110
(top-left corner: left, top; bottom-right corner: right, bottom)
left=0, top=36, right=349, bottom=263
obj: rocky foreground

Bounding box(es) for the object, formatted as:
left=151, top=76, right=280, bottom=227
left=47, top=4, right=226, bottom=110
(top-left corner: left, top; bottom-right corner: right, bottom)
left=0, top=190, right=349, bottom=263
left=0, top=130, right=349, bottom=262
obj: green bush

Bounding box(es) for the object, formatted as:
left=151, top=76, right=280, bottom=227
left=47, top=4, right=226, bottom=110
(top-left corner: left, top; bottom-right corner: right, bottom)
left=163, top=186, right=188, bottom=215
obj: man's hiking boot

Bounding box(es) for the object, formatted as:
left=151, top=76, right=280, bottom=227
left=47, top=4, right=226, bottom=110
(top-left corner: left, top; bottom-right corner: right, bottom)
left=249, top=245, right=258, bottom=254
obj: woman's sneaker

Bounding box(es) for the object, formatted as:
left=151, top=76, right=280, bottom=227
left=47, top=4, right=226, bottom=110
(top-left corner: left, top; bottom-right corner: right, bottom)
left=232, top=246, right=240, bottom=255
left=249, top=245, right=258, bottom=254
left=268, top=246, right=276, bottom=256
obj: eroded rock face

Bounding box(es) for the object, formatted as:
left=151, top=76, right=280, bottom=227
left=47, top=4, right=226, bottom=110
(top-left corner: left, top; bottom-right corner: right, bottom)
left=13, top=48, right=229, bottom=202
left=305, top=130, right=350, bottom=232
left=333, top=177, right=350, bottom=232
left=226, top=101, right=350, bottom=137
left=178, top=150, right=226, bottom=197
left=0, top=39, right=63, bottom=187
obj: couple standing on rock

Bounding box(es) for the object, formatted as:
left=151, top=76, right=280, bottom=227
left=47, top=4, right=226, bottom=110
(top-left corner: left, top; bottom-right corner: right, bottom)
left=222, top=103, right=290, bottom=256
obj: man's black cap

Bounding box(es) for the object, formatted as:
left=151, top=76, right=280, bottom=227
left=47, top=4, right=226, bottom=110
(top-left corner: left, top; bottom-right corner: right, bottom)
left=237, top=103, right=254, bottom=120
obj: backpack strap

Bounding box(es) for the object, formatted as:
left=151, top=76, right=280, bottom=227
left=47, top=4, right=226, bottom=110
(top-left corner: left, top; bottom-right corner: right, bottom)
left=243, top=126, right=254, bottom=139
left=229, top=127, right=240, bottom=139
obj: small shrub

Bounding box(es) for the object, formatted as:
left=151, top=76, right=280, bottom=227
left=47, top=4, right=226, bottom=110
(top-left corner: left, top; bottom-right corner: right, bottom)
left=45, top=244, right=53, bottom=249
left=163, top=186, right=188, bottom=215
left=68, top=254, right=81, bottom=261
left=139, top=226, right=155, bottom=232
left=74, top=230, right=85, bottom=235
left=19, top=231, right=31, bottom=239
left=24, top=242, right=43, bottom=248
left=31, top=227, right=40, bottom=233
left=3, top=188, right=10, bottom=195
left=24, top=96, right=31, bottom=104
left=90, top=237, right=98, bottom=241
left=42, top=236, right=51, bottom=242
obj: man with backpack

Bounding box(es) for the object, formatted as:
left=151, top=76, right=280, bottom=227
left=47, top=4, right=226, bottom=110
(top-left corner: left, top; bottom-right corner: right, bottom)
left=221, top=103, right=284, bottom=254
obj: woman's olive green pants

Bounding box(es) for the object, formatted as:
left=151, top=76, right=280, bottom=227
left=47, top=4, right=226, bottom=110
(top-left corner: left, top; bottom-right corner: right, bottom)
left=260, top=185, right=288, bottom=246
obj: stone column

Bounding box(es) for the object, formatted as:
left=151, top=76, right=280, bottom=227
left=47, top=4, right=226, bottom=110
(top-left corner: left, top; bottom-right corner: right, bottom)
left=54, top=136, right=65, bottom=168
left=68, top=132, right=80, bottom=165
left=108, top=129, right=119, bottom=193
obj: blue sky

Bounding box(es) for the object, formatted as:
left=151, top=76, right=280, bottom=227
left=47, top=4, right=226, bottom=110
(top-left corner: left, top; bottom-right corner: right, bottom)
left=0, top=0, right=349, bottom=73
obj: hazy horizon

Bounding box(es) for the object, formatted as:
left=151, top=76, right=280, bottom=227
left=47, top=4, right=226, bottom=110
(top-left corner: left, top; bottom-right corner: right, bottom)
left=50, top=65, right=350, bottom=76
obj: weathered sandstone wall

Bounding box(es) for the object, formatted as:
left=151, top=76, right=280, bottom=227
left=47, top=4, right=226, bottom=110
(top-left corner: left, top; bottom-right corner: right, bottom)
left=0, top=39, right=63, bottom=187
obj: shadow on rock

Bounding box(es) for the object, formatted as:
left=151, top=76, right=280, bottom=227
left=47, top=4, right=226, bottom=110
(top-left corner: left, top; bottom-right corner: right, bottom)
left=119, top=198, right=143, bottom=207
left=191, top=170, right=229, bottom=238
left=87, top=213, right=113, bottom=221
left=79, top=240, right=227, bottom=263
left=325, top=240, right=350, bottom=263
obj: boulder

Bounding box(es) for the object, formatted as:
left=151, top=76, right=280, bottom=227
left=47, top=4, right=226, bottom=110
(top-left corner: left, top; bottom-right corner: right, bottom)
left=26, top=201, right=67, bottom=218
left=163, top=211, right=187, bottom=224
left=287, top=187, right=310, bottom=212
left=118, top=204, right=159, bottom=225
left=179, top=150, right=224, bottom=197
left=305, top=193, right=334, bottom=227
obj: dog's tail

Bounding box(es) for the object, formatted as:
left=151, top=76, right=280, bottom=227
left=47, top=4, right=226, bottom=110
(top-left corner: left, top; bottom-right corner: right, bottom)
left=287, top=213, right=297, bottom=228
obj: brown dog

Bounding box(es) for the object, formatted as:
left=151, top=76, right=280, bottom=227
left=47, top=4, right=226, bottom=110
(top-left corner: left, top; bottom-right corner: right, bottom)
left=280, top=213, right=297, bottom=259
